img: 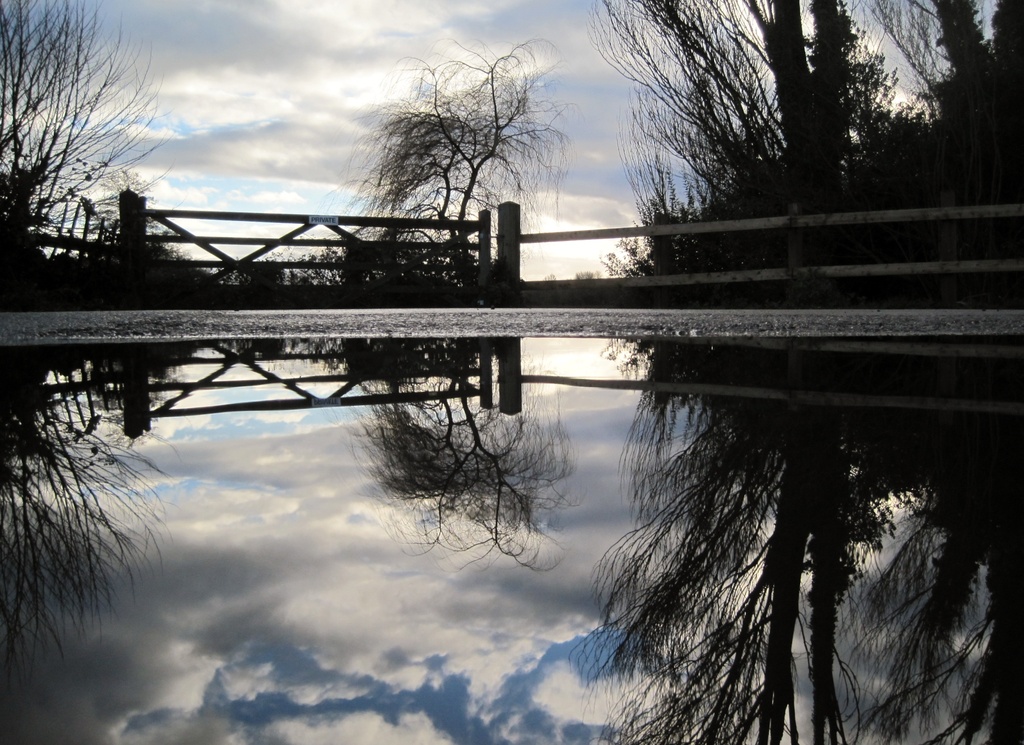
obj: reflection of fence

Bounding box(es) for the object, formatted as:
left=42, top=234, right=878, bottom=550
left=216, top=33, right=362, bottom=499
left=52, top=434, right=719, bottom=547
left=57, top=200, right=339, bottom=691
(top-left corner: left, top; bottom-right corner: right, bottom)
left=117, top=191, right=492, bottom=305
left=36, top=336, right=1024, bottom=440
left=498, top=337, right=1024, bottom=416
left=496, top=195, right=1024, bottom=304
left=123, top=342, right=512, bottom=437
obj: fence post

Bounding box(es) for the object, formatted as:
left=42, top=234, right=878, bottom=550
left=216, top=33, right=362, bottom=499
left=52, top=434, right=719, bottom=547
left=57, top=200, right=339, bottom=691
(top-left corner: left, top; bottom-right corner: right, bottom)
left=787, top=203, right=803, bottom=273
left=939, top=190, right=957, bottom=306
left=478, top=209, right=492, bottom=291
left=652, top=211, right=673, bottom=307
left=497, top=202, right=521, bottom=290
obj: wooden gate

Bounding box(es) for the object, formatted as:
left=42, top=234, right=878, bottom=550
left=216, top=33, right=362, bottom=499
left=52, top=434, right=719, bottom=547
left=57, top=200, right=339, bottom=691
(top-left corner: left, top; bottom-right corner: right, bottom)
left=119, top=191, right=492, bottom=307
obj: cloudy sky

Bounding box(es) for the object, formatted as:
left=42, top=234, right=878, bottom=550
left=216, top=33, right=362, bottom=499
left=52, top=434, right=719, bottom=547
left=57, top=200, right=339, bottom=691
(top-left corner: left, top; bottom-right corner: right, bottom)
left=100, top=0, right=639, bottom=279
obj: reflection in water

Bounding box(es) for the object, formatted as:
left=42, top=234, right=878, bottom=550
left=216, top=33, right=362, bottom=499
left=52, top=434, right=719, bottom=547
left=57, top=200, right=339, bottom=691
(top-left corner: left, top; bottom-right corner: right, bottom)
left=0, top=347, right=158, bottom=673
left=586, top=338, right=1024, bottom=745
left=0, top=336, right=574, bottom=676
left=359, top=344, right=575, bottom=567
left=2, top=333, right=1022, bottom=744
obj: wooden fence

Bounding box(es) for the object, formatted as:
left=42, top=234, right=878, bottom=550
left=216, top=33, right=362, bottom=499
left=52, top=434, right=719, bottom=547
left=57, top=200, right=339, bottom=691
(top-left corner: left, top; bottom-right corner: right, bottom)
left=497, top=194, right=1024, bottom=304
left=34, top=191, right=1024, bottom=306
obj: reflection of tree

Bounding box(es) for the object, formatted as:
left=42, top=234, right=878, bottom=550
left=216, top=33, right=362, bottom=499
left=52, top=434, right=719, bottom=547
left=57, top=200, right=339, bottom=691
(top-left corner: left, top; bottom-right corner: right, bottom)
left=360, top=384, right=575, bottom=568
left=590, top=388, right=882, bottom=745
left=583, top=342, right=1001, bottom=745
left=861, top=404, right=1024, bottom=745
left=0, top=348, right=157, bottom=672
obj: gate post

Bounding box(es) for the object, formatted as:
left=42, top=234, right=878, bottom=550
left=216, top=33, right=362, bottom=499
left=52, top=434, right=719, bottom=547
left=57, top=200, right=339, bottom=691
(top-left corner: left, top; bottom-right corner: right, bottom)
left=119, top=189, right=147, bottom=303
left=497, top=202, right=521, bottom=289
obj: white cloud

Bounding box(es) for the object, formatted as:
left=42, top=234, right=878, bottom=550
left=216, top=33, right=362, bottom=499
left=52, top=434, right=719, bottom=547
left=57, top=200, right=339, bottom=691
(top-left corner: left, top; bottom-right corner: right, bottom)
left=268, top=713, right=456, bottom=745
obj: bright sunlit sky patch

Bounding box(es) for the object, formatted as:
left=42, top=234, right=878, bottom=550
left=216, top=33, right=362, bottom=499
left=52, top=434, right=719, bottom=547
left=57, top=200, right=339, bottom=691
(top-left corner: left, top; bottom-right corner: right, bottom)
left=101, top=0, right=638, bottom=280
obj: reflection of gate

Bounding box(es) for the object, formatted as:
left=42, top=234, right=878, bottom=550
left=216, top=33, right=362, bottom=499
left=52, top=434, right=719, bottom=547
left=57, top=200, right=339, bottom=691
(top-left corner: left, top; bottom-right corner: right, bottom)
left=119, top=191, right=491, bottom=306
left=117, top=338, right=524, bottom=438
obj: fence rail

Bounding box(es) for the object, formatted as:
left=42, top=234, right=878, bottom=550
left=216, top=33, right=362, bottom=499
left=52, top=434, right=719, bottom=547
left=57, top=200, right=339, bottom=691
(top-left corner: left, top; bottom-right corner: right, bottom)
left=520, top=202, right=1024, bottom=244
left=143, top=207, right=484, bottom=232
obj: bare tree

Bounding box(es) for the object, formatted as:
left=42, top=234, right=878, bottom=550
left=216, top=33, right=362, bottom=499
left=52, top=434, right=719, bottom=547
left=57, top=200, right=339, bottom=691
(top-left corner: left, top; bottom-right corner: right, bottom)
left=0, top=0, right=157, bottom=277
left=352, top=40, right=572, bottom=223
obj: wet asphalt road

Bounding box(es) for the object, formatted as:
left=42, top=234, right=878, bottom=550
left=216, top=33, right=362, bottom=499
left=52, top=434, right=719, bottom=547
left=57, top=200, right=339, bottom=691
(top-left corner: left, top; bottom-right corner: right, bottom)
left=2, top=308, right=1024, bottom=345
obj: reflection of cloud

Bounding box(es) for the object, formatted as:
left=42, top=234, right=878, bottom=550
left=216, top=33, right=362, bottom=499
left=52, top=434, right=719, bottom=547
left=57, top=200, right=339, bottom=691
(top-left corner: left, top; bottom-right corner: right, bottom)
left=120, top=637, right=601, bottom=745
left=0, top=344, right=633, bottom=743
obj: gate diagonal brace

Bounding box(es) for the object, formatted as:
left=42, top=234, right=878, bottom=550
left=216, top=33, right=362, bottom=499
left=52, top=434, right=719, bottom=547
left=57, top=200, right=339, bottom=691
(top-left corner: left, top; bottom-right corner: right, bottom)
left=151, top=216, right=301, bottom=292
left=240, top=223, right=317, bottom=263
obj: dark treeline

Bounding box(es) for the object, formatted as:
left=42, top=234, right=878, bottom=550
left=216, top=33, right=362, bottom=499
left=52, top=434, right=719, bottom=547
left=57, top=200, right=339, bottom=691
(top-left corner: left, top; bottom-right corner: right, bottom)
left=583, top=336, right=1024, bottom=744
left=596, top=0, right=1024, bottom=306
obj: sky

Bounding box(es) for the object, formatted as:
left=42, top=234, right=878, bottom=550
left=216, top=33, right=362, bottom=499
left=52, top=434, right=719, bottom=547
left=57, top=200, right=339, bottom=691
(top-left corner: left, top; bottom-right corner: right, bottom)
left=100, top=0, right=639, bottom=280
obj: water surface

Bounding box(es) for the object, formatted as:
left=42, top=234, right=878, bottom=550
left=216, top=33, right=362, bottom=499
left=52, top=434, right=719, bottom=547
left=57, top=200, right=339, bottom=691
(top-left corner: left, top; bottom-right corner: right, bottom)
left=2, top=321, right=1022, bottom=745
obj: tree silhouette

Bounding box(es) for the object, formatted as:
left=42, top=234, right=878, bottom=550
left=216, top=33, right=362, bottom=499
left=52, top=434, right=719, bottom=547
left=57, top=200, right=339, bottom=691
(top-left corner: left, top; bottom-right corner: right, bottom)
left=354, top=40, right=570, bottom=223
left=0, top=0, right=156, bottom=287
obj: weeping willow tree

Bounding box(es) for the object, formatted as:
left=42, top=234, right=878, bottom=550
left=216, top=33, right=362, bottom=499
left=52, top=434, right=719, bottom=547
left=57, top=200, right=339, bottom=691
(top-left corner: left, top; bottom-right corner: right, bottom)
left=353, top=40, right=572, bottom=223
left=335, top=41, right=571, bottom=292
